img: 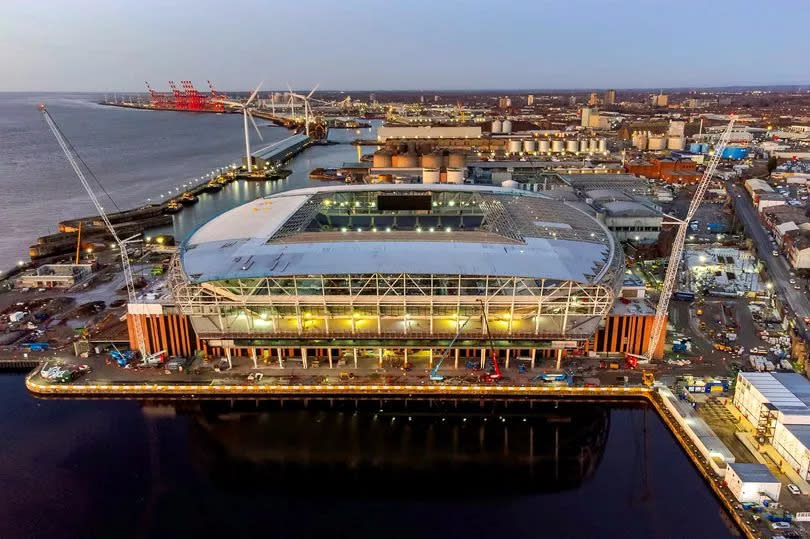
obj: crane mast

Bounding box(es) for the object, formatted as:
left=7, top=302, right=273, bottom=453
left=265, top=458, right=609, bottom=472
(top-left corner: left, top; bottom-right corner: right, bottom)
left=39, top=105, right=147, bottom=359
left=646, top=117, right=736, bottom=359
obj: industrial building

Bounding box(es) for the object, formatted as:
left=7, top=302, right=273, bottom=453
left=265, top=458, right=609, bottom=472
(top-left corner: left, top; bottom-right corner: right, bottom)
left=123, top=184, right=664, bottom=369
left=377, top=126, right=482, bottom=142
left=725, top=463, right=781, bottom=503
left=15, top=263, right=94, bottom=289
left=245, top=134, right=311, bottom=170
left=586, top=190, right=662, bottom=243
left=733, top=372, right=810, bottom=480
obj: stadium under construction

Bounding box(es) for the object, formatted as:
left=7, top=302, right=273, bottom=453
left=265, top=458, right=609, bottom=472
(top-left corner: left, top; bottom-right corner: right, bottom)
left=127, top=184, right=665, bottom=371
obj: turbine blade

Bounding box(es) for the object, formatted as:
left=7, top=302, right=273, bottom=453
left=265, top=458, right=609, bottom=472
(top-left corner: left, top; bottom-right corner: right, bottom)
left=246, top=81, right=263, bottom=105
left=248, top=112, right=263, bottom=141
left=307, top=82, right=320, bottom=99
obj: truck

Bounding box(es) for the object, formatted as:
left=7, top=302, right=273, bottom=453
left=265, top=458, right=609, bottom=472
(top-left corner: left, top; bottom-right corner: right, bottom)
left=25, top=342, right=50, bottom=351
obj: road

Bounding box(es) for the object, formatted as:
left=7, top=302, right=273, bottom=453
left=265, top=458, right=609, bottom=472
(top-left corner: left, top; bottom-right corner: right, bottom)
left=727, top=181, right=810, bottom=338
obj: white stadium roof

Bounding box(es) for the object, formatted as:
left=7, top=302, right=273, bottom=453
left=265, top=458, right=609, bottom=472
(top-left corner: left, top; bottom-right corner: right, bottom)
left=181, top=184, right=621, bottom=285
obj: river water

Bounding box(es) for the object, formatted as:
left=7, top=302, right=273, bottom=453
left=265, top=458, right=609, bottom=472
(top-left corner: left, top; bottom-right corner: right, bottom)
left=0, top=94, right=738, bottom=538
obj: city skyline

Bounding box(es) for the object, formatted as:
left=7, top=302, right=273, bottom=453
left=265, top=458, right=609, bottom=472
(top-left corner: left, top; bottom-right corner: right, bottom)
left=2, top=0, right=809, bottom=92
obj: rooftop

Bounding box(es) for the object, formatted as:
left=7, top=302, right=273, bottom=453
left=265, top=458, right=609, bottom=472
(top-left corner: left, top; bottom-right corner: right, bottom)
left=728, top=462, right=779, bottom=484
left=739, top=372, right=810, bottom=413
left=181, top=184, right=621, bottom=286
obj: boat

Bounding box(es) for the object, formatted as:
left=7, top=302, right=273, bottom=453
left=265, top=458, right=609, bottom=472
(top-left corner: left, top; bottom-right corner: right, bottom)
left=202, top=181, right=222, bottom=193
left=179, top=192, right=198, bottom=205
left=164, top=200, right=182, bottom=214
left=215, top=175, right=230, bottom=185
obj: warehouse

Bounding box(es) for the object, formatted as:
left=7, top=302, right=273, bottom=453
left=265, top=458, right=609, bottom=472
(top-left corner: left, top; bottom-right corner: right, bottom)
left=733, top=372, right=810, bottom=480
left=725, top=463, right=781, bottom=503
left=377, top=126, right=482, bottom=142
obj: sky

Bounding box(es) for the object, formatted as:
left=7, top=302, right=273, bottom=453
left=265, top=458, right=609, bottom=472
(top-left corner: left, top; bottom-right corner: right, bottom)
left=1, top=0, right=809, bottom=92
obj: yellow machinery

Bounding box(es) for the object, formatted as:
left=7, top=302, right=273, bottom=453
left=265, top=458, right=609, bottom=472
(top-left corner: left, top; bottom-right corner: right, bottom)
left=642, top=371, right=654, bottom=387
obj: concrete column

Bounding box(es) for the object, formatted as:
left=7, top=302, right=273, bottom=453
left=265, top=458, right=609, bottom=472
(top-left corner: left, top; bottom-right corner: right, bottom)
left=505, top=348, right=510, bottom=369
left=224, top=347, right=232, bottom=369
left=556, top=349, right=562, bottom=370
left=302, top=347, right=308, bottom=369
left=531, top=348, right=536, bottom=369
left=378, top=348, right=383, bottom=368
left=429, top=348, right=434, bottom=368
left=277, top=347, right=283, bottom=369
left=454, top=348, right=460, bottom=369
left=327, top=348, right=333, bottom=369
left=404, top=348, right=408, bottom=367
left=480, top=348, right=486, bottom=369
left=353, top=347, right=358, bottom=369
left=251, top=347, right=258, bottom=369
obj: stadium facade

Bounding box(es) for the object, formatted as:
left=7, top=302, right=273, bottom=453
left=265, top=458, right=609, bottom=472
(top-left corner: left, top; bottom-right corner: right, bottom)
left=128, top=184, right=663, bottom=370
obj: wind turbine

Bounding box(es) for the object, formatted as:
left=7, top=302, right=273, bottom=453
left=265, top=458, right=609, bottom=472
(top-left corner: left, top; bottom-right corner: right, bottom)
left=287, top=83, right=320, bottom=136
left=215, top=81, right=264, bottom=172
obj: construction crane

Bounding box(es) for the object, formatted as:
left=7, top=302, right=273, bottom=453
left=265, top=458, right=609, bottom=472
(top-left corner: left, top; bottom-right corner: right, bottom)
left=429, top=316, right=473, bottom=381
left=643, top=116, right=736, bottom=360
left=40, top=105, right=147, bottom=360
left=477, top=299, right=503, bottom=381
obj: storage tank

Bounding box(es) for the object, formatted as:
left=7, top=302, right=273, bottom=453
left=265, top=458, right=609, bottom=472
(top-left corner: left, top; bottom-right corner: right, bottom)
left=422, top=168, right=440, bottom=184
left=523, top=140, right=537, bottom=153
left=648, top=136, right=666, bottom=151
left=551, top=140, right=564, bottom=153
left=420, top=152, right=442, bottom=169
left=502, top=120, right=512, bottom=134
left=579, top=139, right=589, bottom=153
left=566, top=139, right=578, bottom=153
left=634, top=132, right=648, bottom=150
left=447, top=152, right=466, bottom=168
left=508, top=140, right=522, bottom=154
left=445, top=168, right=463, bottom=184
left=538, top=139, right=551, bottom=153
left=392, top=152, right=419, bottom=168
left=598, top=138, right=607, bottom=153
left=589, top=138, right=599, bottom=152
left=721, top=146, right=748, bottom=160
left=491, top=120, right=503, bottom=134
left=372, top=151, right=392, bottom=168
left=667, top=136, right=684, bottom=150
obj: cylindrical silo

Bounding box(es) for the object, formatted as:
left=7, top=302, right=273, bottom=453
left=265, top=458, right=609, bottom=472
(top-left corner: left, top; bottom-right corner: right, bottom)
left=372, top=150, right=392, bottom=168
left=393, top=152, right=419, bottom=168
left=502, top=120, right=512, bottom=134
left=566, top=139, right=578, bottom=153
left=648, top=136, right=666, bottom=150
left=667, top=136, right=684, bottom=150
left=579, top=139, right=589, bottom=153
left=589, top=138, right=599, bottom=152
left=508, top=140, right=522, bottom=154
left=447, top=152, right=466, bottom=168
left=552, top=140, right=564, bottom=153
left=445, top=168, right=463, bottom=184
left=634, top=133, right=648, bottom=150
left=420, top=152, right=442, bottom=169
left=538, top=139, right=550, bottom=153
left=422, top=168, right=440, bottom=184
left=491, top=120, right=503, bottom=134
left=523, top=139, right=537, bottom=153
left=598, top=138, right=607, bottom=153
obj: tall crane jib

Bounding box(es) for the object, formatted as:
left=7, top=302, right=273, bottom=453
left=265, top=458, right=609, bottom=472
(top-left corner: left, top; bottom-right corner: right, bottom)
left=39, top=105, right=147, bottom=360
left=645, top=116, right=736, bottom=359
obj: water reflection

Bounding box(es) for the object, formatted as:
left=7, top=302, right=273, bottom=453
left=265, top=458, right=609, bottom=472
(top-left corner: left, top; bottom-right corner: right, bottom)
left=162, top=399, right=610, bottom=495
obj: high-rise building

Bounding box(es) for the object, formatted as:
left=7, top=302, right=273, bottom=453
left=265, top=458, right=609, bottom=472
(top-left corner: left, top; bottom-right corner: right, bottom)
left=650, top=93, right=668, bottom=107
left=498, top=96, right=512, bottom=109
left=527, top=94, right=535, bottom=105
left=581, top=107, right=593, bottom=128
left=588, top=92, right=599, bottom=106
left=569, top=95, right=577, bottom=106
left=604, top=89, right=616, bottom=105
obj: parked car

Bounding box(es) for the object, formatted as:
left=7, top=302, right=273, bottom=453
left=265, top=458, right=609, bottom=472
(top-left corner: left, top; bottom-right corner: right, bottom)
left=787, top=483, right=801, bottom=495
left=771, top=521, right=790, bottom=530
left=773, top=250, right=780, bottom=256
